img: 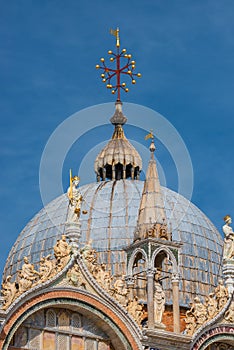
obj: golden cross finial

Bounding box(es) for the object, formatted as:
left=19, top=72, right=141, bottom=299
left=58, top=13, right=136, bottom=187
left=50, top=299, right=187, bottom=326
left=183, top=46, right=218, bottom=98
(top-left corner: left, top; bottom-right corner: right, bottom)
left=110, top=27, right=120, bottom=47
left=96, top=28, right=141, bottom=102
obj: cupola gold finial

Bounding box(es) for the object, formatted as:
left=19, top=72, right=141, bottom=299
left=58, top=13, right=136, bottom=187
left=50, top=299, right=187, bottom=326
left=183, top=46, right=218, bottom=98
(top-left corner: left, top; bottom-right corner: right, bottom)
left=145, top=129, right=154, bottom=141
left=95, top=28, right=141, bottom=102
left=145, top=130, right=156, bottom=157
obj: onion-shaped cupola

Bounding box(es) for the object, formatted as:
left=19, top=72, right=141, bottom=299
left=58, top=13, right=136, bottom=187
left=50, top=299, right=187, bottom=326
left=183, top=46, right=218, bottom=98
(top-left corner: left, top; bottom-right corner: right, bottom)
left=95, top=28, right=142, bottom=182
left=94, top=101, right=142, bottom=181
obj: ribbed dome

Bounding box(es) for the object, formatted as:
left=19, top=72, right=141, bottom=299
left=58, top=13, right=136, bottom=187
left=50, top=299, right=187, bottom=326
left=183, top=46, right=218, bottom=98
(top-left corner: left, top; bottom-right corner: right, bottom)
left=94, top=131, right=142, bottom=174
left=3, top=180, right=223, bottom=306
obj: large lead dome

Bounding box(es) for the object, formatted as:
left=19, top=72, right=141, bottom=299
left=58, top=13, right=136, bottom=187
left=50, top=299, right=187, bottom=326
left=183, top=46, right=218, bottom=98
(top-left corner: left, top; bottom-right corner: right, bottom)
left=3, top=179, right=223, bottom=307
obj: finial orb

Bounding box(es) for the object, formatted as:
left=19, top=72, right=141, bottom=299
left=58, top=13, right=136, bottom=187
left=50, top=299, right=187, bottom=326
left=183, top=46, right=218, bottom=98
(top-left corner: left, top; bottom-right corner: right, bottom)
left=110, top=57, right=114, bottom=62
left=111, top=90, right=115, bottom=94
left=137, top=73, right=141, bottom=77
left=122, top=82, right=126, bottom=87
left=132, top=65, right=135, bottom=69
left=131, top=60, right=135, bottom=64
left=108, top=50, right=113, bottom=54
left=128, top=54, right=132, bottom=58
left=96, top=65, right=100, bottom=69
left=100, top=58, right=105, bottom=62
left=101, top=74, right=105, bottom=78
left=102, top=78, right=106, bottom=82
left=124, top=54, right=128, bottom=58
left=127, top=70, right=132, bottom=75
left=132, top=80, right=136, bottom=84
left=122, top=48, right=127, bottom=53
left=125, top=88, right=129, bottom=92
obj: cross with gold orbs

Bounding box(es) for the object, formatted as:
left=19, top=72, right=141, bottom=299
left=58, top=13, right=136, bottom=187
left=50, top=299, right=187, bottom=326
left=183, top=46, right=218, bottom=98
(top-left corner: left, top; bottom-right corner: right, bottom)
left=96, top=28, right=141, bottom=102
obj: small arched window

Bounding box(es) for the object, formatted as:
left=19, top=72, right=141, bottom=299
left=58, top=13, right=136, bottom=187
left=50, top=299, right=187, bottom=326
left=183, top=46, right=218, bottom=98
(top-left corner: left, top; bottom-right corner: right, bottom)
left=46, top=309, right=56, bottom=328
left=71, top=313, right=81, bottom=329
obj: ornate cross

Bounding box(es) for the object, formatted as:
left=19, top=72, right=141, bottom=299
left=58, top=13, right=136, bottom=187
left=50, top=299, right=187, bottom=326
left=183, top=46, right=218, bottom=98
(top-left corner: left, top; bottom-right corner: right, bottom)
left=96, top=28, right=141, bottom=102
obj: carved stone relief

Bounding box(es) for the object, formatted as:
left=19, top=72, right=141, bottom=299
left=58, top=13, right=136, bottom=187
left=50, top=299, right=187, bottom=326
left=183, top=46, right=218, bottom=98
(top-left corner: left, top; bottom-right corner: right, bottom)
left=1, top=236, right=72, bottom=310
left=184, top=281, right=229, bottom=336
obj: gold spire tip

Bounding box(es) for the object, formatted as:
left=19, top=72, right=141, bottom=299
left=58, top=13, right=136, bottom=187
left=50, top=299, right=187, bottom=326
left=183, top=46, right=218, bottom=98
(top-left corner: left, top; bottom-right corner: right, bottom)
left=145, top=129, right=154, bottom=140
left=110, top=27, right=120, bottom=47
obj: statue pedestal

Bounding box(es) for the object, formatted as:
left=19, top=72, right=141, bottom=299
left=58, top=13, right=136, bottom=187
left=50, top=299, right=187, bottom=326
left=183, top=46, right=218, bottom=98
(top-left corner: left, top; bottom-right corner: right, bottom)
left=154, top=322, right=166, bottom=329
left=223, top=258, right=234, bottom=295
left=65, top=221, right=81, bottom=255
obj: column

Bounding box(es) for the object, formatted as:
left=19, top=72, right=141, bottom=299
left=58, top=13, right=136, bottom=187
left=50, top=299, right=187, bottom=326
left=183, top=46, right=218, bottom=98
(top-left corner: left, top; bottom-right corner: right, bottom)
left=131, top=166, right=134, bottom=180
left=112, top=165, right=115, bottom=180
left=223, top=259, right=234, bottom=295
left=65, top=221, right=81, bottom=255
left=103, top=168, right=106, bottom=181
left=172, top=273, right=180, bottom=333
left=123, top=165, right=126, bottom=179
left=146, top=268, right=154, bottom=328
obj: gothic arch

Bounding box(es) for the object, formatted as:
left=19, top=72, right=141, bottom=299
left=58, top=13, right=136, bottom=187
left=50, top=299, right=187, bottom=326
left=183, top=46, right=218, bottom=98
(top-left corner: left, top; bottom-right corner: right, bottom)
left=127, top=248, right=148, bottom=276
left=151, top=245, right=178, bottom=274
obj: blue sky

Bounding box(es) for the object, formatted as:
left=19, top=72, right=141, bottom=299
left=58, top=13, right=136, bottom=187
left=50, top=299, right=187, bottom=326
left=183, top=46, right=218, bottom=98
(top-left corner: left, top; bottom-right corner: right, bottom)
left=0, top=1, right=234, bottom=277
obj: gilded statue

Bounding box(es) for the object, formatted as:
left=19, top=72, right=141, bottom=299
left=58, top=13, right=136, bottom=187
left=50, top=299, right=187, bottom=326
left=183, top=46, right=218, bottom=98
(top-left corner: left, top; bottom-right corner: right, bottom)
left=154, top=278, right=165, bottom=324
left=222, top=215, right=234, bottom=260
left=18, top=257, right=40, bottom=294
left=1, top=275, right=17, bottom=310
left=67, top=171, right=83, bottom=222
left=54, top=235, right=72, bottom=269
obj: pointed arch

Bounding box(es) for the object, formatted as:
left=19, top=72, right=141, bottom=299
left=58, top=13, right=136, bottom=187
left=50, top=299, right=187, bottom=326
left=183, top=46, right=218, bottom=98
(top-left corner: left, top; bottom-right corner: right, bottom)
left=127, top=248, right=148, bottom=276
left=151, top=245, right=178, bottom=274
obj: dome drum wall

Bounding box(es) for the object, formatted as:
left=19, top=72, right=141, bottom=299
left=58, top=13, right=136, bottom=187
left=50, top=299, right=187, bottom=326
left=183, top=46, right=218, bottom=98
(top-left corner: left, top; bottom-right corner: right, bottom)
left=3, top=180, right=223, bottom=308
left=97, top=163, right=141, bottom=181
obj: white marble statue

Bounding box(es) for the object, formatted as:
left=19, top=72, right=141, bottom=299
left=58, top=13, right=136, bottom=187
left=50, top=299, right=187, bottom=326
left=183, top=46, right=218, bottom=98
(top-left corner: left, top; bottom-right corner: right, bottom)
left=67, top=175, right=83, bottom=222
left=222, top=215, right=234, bottom=260
left=154, top=279, right=165, bottom=324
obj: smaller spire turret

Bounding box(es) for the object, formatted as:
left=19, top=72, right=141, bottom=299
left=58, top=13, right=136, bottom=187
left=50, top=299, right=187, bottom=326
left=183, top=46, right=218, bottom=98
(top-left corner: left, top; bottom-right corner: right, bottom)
left=134, top=135, right=171, bottom=241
